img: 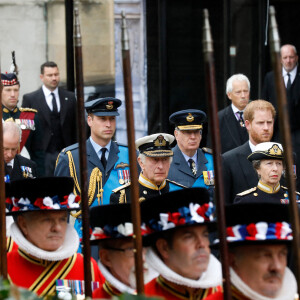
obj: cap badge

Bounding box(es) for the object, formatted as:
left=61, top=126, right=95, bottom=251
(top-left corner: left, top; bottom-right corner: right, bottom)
left=186, top=113, right=194, bottom=123
left=268, top=144, right=283, bottom=156
left=106, top=101, right=114, bottom=110
left=154, top=135, right=167, bottom=147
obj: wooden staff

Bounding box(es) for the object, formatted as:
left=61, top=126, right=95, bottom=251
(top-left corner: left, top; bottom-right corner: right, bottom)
left=121, top=11, right=144, bottom=294
left=0, top=60, right=7, bottom=279
left=202, top=9, right=232, bottom=300
left=74, top=6, right=92, bottom=298
left=269, top=5, right=300, bottom=284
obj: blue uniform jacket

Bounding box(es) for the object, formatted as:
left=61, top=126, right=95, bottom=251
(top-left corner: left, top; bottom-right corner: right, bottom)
left=168, top=145, right=214, bottom=189
left=54, top=138, right=130, bottom=250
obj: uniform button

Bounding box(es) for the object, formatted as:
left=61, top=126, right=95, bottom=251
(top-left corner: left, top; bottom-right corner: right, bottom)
left=106, top=173, right=108, bottom=176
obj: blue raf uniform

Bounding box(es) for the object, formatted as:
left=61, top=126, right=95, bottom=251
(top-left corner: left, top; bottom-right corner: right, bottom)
left=167, top=109, right=215, bottom=193
left=54, top=97, right=130, bottom=250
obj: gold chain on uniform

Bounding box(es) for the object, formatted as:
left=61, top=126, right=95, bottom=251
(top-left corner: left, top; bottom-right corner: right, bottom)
left=66, top=151, right=103, bottom=218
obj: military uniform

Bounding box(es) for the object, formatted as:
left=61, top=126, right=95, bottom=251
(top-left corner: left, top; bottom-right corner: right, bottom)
left=234, top=142, right=300, bottom=204
left=210, top=202, right=298, bottom=300
left=145, top=276, right=222, bottom=300
left=7, top=248, right=102, bottom=297
left=234, top=181, right=300, bottom=204
left=1, top=72, right=45, bottom=176
left=110, top=173, right=185, bottom=204
left=90, top=202, right=146, bottom=298
left=141, top=189, right=223, bottom=300
left=55, top=139, right=130, bottom=244
left=54, top=97, right=130, bottom=248
left=2, top=106, right=44, bottom=175
left=4, top=154, right=37, bottom=183
left=168, top=145, right=214, bottom=189
left=168, top=109, right=215, bottom=198
left=5, top=177, right=105, bottom=298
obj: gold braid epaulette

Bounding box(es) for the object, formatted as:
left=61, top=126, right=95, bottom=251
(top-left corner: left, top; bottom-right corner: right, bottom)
left=119, top=190, right=126, bottom=204
left=66, top=151, right=103, bottom=218
left=19, top=107, right=38, bottom=113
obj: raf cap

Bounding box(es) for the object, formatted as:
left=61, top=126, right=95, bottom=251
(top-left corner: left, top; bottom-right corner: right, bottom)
left=5, top=177, right=80, bottom=215
left=1, top=73, right=19, bottom=86
left=248, top=142, right=284, bottom=162
left=135, top=133, right=175, bottom=157
left=169, top=109, right=206, bottom=130
left=85, top=97, right=122, bottom=116
left=213, top=203, right=292, bottom=248
left=140, top=188, right=216, bottom=246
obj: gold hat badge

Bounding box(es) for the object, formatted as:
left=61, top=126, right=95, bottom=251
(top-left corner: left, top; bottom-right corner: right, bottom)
left=106, top=101, right=114, bottom=110
left=268, top=144, right=283, bottom=156
left=154, top=135, right=167, bottom=147
left=186, top=113, right=194, bottom=123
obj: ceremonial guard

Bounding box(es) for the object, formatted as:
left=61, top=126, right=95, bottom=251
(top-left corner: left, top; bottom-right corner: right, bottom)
left=206, top=203, right=298, bottom=300
left=90, top=203, right=155, bottom=299
left=141, top=188, right=222, bottom=299
left=6, top=177, right=104, bottom=297
left=55, top=97, right=130, bottom=246
left=168, top=109, right=215, bottom=191
left=110, top=133, right=185, bottom=204
left=1, top=73, right=45, bottom=176
left=234, top=142, right=300, bottom=204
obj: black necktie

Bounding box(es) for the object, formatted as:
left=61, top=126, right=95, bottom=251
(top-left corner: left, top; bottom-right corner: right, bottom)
left=287, top=73, right=292, bottom=90
left=237, top=111, right=245, bottom=127
left=5, top=163, right=13, bottom=176
left=100, top=148, right=107, bottom=169
left=188, top=159, right=197, bottom=176
left=51, top=92, right=58, bottom=113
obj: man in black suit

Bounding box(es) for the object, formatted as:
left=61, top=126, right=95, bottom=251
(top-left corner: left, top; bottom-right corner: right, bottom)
left=3, top=121, right=37, bottom=182
left=218, top=74, right=250, bottom=153
left=22, top=61, right=77, bottom=176
left=262, top=44, right=300, bottom=190
left=222, top=100, right=276, bottom=204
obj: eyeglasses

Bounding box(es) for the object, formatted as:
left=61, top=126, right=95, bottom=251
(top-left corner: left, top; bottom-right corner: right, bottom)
left=105, top=246, right=136, bottom=257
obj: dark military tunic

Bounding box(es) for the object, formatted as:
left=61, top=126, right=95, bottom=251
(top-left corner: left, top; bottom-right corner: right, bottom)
left=234, top=181, right=300, bottom=204
left=110, top=173, right=186, bottom=204
left=2, top=105, right=45, bottom=176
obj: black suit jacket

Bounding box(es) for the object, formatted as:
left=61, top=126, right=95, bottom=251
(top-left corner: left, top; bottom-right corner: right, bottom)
left=22, top=87, right=77, bottom=151
left=9, top=155, right=37, bottom=181
left=262, top=67, right=300, bottom=137
left=218, top=105, right=249, bottom=153
left=222, top=142, right=258, bottom=204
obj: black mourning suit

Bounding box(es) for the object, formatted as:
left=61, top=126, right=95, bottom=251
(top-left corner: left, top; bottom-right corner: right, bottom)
left=262, top=67, right=300, bottom=189
left=222, top=141, right=258, bottom=204
left=218, top=105, right=248, bottom=153
left=22, top=87, right=77, bottom=152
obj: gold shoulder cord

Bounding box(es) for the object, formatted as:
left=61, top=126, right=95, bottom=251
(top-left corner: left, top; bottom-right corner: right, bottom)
left=119, top=190, right=126, bottom=203
left=66, top=151, right=103, bottom=218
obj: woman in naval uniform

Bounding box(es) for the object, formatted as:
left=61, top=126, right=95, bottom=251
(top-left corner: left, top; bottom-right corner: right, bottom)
left=234, top=142, right=299, bottom=204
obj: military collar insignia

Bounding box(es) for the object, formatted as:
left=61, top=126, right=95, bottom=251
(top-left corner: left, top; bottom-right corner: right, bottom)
left=258, top=181, right=281, bottom=194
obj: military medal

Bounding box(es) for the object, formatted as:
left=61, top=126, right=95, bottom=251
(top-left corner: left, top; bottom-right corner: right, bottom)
left=125, top=169, right=130, bottom=183
left=118, top=170, right=125, bottom=184
left=203, top=170, right=214, bottom=186
left=21, top=166, right=32, bottom=178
